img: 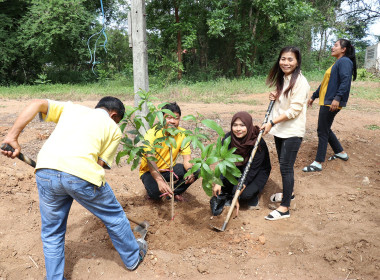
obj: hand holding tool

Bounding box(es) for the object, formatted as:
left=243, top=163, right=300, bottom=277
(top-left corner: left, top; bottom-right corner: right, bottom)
left=1, top=143, right=36, bottom=168
left=210, top=100, right=275, bottom=232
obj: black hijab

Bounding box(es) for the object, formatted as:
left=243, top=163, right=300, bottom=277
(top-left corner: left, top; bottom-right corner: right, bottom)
left=230, top=112, right=260, bottom=166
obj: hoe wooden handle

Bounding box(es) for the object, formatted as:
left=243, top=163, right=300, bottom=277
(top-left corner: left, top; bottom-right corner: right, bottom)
left=1, top=143, right=36, bottom=168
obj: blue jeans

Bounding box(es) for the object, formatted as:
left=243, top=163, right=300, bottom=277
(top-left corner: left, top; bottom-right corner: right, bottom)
left=36, top=169, right=139, bottom=280
left=315, top=105, right=343, bottom=162
left=274, top=136, right=302, bottom=207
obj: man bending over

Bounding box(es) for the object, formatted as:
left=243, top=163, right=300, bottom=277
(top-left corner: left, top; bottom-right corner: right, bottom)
left=1, top=97, right=147, bottom=280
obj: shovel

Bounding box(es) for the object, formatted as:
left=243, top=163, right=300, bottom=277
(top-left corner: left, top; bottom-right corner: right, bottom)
left=210, top=100, right=275, bottom=232
left=128, top=217, right=149, bottom=240
left=1, top=143, right=36, bottom=168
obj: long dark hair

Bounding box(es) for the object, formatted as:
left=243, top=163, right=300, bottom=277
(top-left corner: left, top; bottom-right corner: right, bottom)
left=266, top=46, right=302, bottom=98
left=337, top=39, right=357, bottom=81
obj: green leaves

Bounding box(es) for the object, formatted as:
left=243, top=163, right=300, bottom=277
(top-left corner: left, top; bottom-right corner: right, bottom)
left=182, top=131, right=243, bottom=197
left=207, top=6, right=229, bottom=37
left=182, top=115, right=197, bottom=122
left=1, top=0, right=350, bottom=85
left=201, top=119, right=225, bottom=137
left=116, top=91, right=244, bottom=197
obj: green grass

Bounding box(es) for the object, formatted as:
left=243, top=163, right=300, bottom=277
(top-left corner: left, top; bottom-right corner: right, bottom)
left=0, top=81, right=135, bottom=100
left=351, top=82, right=380, bottom=100
left=0, top=77, right=269, bottom=103
left=0, top=72, right=379, bottom=103
left=150, top=76, right=269, bottom=103
left=303, top=70, right=325, bottom=82
left=365, top=124, right=380, bottom=130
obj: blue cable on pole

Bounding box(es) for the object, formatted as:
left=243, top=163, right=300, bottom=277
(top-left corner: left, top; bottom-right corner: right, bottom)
left=87, top=0, right=108, bottom=76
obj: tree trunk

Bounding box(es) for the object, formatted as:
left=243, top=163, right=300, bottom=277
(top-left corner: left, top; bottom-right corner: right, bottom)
left=175, top=4, right=182, bottom=80
left=234, top=0, right=240, bottom=77
left=198, top=35, right=208, bottom=68
left=236, top=58, right=242, bottom=77
left=170, top=148, right=175, bottom=220
left=323, top=29, right=328, bottom=53
left=318, top=29, right=325, bottom=62
left=249, top=9, right=260, bottom=75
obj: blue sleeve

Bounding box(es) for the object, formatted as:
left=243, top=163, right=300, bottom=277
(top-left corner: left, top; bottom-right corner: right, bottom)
left=334, top=58, right=353, bottom=101
left=312, top=85, right=321, bottom=100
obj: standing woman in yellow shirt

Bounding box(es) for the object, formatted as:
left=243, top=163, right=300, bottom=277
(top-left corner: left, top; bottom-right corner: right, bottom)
left=303, top=39, right=357, bottom=172
left=261, top=47, right=310, bottom=221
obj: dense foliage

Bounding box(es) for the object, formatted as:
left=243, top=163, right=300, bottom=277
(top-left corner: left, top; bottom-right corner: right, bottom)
left=0, top=0, right=378, bottom=85
left=116, top=91, right=244, bottom=197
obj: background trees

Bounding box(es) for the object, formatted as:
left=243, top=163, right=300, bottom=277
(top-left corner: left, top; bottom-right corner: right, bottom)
left=0, top=0, right=378, bottom=85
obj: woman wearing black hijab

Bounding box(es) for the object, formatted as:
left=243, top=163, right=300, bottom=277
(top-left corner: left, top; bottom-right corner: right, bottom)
left=212, top=112, right=271, bottom=214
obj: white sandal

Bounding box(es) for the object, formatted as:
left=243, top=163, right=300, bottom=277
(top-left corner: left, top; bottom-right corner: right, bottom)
left=265, top=210, right=290, bottom=221
left=269, top=193, right=295, bottom=203
left=270, top=193, right=282, bottom=202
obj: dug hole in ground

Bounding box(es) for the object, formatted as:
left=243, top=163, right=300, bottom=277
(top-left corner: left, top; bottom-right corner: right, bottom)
left=0, top=90, right=379, bottom=280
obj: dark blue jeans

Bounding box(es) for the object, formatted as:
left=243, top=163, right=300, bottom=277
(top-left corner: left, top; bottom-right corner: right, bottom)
left=315, top=105, right=343, bottom=163
left=274, top=136, right=302, bottom=207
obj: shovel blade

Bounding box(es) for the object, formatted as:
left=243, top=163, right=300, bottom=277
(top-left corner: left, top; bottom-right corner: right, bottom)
left=209, top=222, right=227, bottom=232
left=138, top=220, right=150, bottom=230
left=133, top=224, right=148, bottom=240
left=132, top=220, right=149, bottom=240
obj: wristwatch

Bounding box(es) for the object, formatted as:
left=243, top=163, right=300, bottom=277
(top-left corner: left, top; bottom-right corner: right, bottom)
left=270, top=120, right=275, bottom=127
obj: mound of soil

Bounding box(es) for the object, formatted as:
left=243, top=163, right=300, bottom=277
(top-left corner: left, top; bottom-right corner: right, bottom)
left=0, top=94, right=379, bottom=280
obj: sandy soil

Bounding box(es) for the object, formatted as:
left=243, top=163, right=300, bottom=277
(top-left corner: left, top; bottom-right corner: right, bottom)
left=0, top=91, right=379, bottom=280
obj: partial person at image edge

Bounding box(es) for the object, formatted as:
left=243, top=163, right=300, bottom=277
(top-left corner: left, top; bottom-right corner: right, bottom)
left=303, top=39, right=357, bottom=172
left=1, top=97, right=147, bottom=280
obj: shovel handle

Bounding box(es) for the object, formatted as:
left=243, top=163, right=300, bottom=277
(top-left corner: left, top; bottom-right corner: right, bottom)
left=128, top=217, right=142, bottom=226
left=235, top=100, right=274, bottom=192
left=220, top=188, right=242, bottom=231
left=0, top=143, right=36, bottom=168
left=128, top=217, right=149, bottom=229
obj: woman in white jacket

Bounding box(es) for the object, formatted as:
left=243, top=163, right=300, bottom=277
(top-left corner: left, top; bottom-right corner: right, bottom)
left=261, top=46, right=310, bottom=221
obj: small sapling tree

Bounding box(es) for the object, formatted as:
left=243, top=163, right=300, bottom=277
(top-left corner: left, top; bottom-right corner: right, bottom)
left=116, top=91, right=243, bottom=219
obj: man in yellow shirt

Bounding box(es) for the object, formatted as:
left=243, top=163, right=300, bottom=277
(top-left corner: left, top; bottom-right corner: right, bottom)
left=139, top=102, right=198, bottom=201
left=1, top=97, right=147, bottom=280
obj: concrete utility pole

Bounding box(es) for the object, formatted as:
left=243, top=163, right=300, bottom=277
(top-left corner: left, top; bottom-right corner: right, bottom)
left=129, top=0, right=149, bottom=133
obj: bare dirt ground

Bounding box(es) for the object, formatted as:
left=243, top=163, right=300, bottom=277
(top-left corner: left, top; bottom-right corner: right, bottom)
left=0, top=88, right=379, bottom=280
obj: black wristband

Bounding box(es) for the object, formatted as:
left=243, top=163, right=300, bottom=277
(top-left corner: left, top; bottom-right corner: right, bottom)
left=270, top=120, right=275, bottom=127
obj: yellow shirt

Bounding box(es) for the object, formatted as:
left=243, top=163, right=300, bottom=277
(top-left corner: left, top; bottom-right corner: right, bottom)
left=318, top=64, right=342, bottom=109
left=319, top=64, right=333, bottom=106
left=139, top=126, right=191, bottom=177
left=36, top=100, right=122, bottom=187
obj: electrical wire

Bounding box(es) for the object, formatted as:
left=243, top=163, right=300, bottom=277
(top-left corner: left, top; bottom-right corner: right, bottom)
left=87, top=0, right=108, bottom=76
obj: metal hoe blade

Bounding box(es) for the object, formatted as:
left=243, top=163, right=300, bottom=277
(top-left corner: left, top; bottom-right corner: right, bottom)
left=129, top=218, right=149, bottom=240
left=210, top=222, right=228, bottom=232
left=133, top=222, right=149, bottom=240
